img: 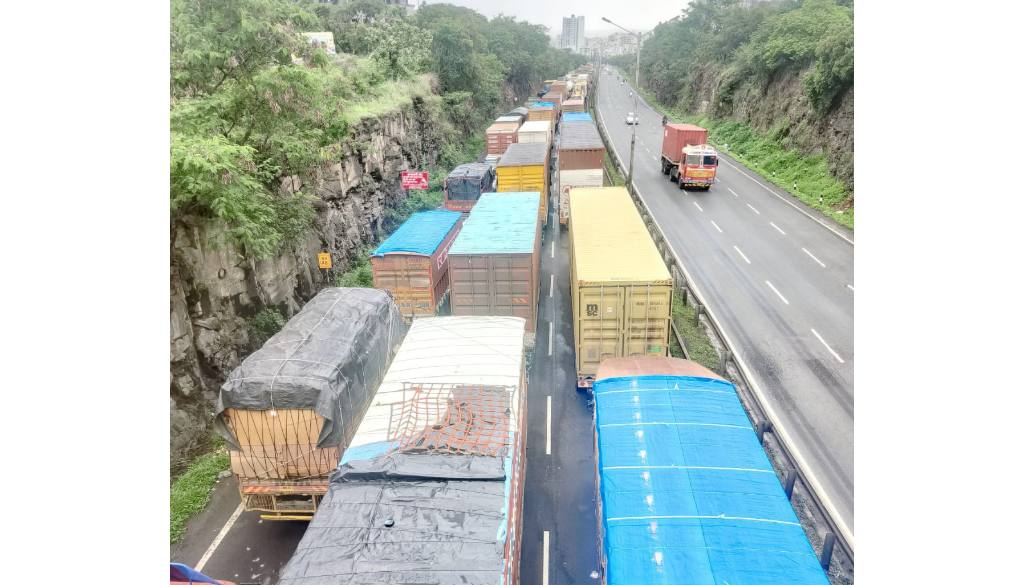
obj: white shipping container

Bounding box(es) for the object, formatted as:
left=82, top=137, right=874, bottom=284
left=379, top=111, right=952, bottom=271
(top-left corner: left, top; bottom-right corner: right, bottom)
left=559, top=168, right=604, bottom=225
left=518, top=120, right=552, bottom=145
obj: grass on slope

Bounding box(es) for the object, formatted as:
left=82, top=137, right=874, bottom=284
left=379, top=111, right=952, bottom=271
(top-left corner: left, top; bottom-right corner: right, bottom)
left=170, top=447, right=230, bottom=543
left=671, top=294, right=720, bottom=371
left=342, top=74, right=434, bottom=125
left=627, top=79, right=853, bottom=229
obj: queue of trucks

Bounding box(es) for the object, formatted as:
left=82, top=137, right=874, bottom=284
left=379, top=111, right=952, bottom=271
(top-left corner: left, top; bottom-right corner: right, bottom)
left=199, top=64, right=829, bottom=585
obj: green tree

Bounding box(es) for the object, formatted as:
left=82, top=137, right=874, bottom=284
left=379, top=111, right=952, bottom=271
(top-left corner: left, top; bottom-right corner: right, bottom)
left=170, top=0, right=316, bottom=97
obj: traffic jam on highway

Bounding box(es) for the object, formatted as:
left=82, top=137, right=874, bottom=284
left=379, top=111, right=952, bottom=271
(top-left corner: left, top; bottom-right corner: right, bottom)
left=171, top=66, right=844, bottom=585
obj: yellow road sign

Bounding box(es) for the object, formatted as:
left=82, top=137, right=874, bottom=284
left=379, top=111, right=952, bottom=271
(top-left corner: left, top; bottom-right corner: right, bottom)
left=317, top=252, right=332, bottom=269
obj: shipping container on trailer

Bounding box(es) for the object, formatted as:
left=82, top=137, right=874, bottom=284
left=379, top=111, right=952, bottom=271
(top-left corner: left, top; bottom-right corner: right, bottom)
left=562, top=98, right=585, bottom=113
left=444, top=162, right=495, bottom=212
left=660, top=123, right=708, bottom=163
left=557, top=120, right=606, bottom=225
left=509, top=106, right=529, bottom=118
left=448, top=192, right=542, bottom=331
left=216, top=288, right=403, bottom=519
left=593, top=357, right=832, bottom=585
left=371, top=210, right=463, bottom=319
left=568, top=187, right=673, bottom=389
left=495, top=115, right=522, bottom=125
left=541, top=91, right=563, bottom=111
left=517, top=120, right=553, bottom=145
left=558, top=120, right=604, bottom=171
left=526, top=103, right=555, bottom=123
left=660, top=123, right=717, bottom=190
left=486, top=121, right=520, bottom=155
left=558, top=169, right=604, bottom=226
left=279, top=316, right=529, bottom=585
left=497, top=142, right=549, bottom=223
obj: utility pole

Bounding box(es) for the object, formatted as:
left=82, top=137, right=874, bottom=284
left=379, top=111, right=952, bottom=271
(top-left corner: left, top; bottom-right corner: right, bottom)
left=602, top=17, right=642, bottom=188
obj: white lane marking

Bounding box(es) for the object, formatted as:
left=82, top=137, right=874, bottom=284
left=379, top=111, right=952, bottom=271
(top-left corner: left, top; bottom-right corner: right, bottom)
left=802, top=247, right=826, bottom=268
left=548, top=321, right=553, bottom=356
left=765, top=280, right=790, bottom=305
left=550, top=241, right=554, bottom=258
left=693, top=201, right=704, bottom=212
left=728, top=187, right=739, bottom=197
left=770, top=221, right=787, bottom=235
left=746, top=203, right=760, bottom=215
left=549, top=274, right=555, bottom=298
left=195, top=503, right=244, bottom=572
left=546, top=395, right=552, bottom=455
left=710, top=220, right=723, bottom=233
left=811, top=328, right=845, bottom=363
left=543, top=531, right=551, bottom=585
left=733, top=245, right=751, bottom=264
left=717, top=156, right=854, bottom=245
left=847, top=284, right=854, bottom=292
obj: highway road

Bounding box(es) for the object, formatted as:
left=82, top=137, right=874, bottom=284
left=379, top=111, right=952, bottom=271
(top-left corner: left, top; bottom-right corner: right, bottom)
left=171, top=174, right=600, bottom=584
left=596, top=69, right=855, bottom=536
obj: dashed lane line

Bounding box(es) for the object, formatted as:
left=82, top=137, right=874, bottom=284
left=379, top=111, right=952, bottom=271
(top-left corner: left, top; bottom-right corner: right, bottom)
left=710, top=220, right=723, bottom=233
left=811, top=328, right=845, bottom=364
left=770, top=221, right=787, bottom=235
left=746, top=203, right=761, bottom=215
left=733, top=245, right=751, bottom=264
left=802, top=247, right=826, bottom=268
left=765, top=280, right=790, bottom=305
left=693, top=201, right=704, bottom=212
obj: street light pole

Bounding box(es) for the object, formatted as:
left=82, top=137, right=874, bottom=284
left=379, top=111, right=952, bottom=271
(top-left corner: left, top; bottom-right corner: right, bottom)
left=602, top=17, right=642, bottom=189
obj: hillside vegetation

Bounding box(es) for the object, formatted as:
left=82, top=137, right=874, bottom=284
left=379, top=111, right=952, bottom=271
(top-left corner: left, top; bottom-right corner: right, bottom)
left=170, top=0, right=584, bottom=259
left=613, top=0, right=854, bottom=223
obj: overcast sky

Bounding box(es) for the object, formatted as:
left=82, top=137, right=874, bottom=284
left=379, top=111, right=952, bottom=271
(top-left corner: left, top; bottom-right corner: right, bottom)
left=418, top=0, right=691, bottom=36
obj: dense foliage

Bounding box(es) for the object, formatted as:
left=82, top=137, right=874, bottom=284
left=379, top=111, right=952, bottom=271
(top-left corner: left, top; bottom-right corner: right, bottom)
left=616, top=0, right=853, bottom=116
left=171, top=0, right=584, bottom=258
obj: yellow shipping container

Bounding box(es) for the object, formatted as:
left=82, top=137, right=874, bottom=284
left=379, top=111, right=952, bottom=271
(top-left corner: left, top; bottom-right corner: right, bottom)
left=497, top=142, right=549, bottom=224
left=568, top=187, right=673, bottom=388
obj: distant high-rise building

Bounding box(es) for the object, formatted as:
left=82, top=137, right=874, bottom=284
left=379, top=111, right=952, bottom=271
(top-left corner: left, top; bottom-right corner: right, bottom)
left=560, top=15, right=586, bottom=54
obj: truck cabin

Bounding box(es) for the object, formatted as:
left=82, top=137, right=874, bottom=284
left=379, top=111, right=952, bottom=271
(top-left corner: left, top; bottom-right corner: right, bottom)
left=682, top=145, right=718, bottom=168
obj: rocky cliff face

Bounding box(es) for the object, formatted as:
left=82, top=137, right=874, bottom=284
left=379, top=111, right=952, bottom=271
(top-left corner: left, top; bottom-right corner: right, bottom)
left=170, top=95, right=444, bottom=469
left=687, top=66, right=854, bottom=190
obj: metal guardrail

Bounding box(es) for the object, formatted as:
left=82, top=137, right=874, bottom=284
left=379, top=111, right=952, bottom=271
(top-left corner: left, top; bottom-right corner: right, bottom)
left=589, top=73, right=854, bottom=583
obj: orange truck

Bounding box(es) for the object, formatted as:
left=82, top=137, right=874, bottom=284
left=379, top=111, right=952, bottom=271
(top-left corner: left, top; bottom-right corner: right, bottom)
left=660, top=123, right=719, bottom=190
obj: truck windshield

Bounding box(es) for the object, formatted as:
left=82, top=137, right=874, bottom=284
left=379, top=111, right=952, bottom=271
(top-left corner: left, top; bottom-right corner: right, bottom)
left=703, top=155, right=718, bottom=166
left=685, top=154, right=701, bottom=165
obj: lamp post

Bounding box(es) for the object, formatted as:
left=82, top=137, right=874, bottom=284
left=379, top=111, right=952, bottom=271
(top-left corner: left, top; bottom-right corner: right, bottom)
left=602, top=17, right=642, bottom=188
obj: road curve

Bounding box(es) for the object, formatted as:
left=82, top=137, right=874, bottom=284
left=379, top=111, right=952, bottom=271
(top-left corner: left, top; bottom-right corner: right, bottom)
left=596, top=69, right=855, bottom=535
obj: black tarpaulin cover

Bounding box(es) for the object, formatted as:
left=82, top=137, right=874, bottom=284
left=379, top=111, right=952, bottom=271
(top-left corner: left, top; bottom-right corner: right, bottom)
left=278, top=452, right=509, bottom=585
left=214, top=287, right=403, bottom=450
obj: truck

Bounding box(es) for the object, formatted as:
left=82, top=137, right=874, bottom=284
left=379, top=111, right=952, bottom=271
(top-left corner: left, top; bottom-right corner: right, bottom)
left=659, top=123, right=719, bottom=190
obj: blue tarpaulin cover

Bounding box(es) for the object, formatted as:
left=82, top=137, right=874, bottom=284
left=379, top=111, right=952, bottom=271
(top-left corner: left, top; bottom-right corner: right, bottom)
left=449, top=192, right=539, bottom=255
left=531, top=101, right=555, bottom=108
left=372, top=209, right=461, bottom=256
left=562, top=112, right=593, bottom=122
left=594, top=374, right=831, bottom=585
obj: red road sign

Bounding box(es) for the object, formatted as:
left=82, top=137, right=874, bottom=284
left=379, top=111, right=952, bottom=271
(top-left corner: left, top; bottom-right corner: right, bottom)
left=400, top=170, right=429, bottom=190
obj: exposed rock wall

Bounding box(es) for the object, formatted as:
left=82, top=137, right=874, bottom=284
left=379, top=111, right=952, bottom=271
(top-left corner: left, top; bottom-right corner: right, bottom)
left=686, top=66, right=853, bottom=190
left=170, top=95, right=444, bottom=468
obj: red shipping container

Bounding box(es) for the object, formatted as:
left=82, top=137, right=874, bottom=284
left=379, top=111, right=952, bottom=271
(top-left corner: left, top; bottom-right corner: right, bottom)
left=661, top=123, right=709, bottom=163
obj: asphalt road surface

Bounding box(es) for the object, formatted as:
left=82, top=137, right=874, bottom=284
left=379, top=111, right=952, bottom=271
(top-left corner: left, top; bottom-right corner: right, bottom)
left=596, top=69, right=855, bottom=536
left=519, top=164, right=602, bottom=585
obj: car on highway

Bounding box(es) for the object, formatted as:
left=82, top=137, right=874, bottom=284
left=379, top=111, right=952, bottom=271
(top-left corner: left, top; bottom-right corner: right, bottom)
left=625, top=112, right=638, bottom=125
